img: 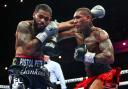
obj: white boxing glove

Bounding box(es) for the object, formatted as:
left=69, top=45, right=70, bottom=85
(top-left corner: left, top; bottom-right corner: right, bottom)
left=91, top=5, right=105, bottom=19
left=36, top=21, right=58, bottom=43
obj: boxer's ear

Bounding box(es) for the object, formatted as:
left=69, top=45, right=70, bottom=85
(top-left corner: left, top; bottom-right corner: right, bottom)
left=33, top=12, right=36, bottom=18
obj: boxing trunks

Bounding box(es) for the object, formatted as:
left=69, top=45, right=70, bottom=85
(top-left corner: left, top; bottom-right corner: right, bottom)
left=74, top=67, right=121, bottom=89
left=8, top=56, right=53, bottom=89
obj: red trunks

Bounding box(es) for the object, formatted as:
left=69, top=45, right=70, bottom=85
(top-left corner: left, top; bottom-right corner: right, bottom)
left=74, top=67, right=121, bottom=89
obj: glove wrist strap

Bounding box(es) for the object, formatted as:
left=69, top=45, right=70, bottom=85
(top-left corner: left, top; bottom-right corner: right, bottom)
left=36, top=32, right=48, bottom=43
left=84, top=52, right=95, bottom=63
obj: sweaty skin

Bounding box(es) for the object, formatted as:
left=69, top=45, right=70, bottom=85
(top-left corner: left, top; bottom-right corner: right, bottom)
left=59, top=9, right=114, bottom=77
left=15, top=21, right=42, bottom=56
left=15, top=9, right=74, bottom=57
left=59, top=8, right=116, bottom=89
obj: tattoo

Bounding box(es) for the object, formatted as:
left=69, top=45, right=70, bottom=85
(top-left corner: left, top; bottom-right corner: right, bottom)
left=99, top=39, right=113, bottom=51
left=17, top=21, right=30, bottom=33
left=16, top=21, right=32, bottom=44
left=96, top=38, right=114, bottom=64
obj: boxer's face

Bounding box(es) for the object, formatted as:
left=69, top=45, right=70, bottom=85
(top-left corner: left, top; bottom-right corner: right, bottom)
left=73, top=11, right=90, bottom=32
left=33, top=9, right=51, bottom=29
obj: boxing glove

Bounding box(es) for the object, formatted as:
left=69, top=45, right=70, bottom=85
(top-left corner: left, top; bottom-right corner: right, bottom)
left=42, top=36, right=60, bottom=57
left=36, top=21, right=58, bottom=43
left=74, top=44, right=96, bottom=63
left=74, top=44, right=87, bottom=62
left=91, top=5, right=105, bottom=19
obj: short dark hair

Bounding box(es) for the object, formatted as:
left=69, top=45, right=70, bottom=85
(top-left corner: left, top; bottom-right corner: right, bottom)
left=76, top=7, right=92, bottom=17
left=34, top=4, right=52, bottom=16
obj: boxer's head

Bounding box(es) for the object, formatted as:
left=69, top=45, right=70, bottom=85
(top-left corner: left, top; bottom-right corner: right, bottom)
left=33, top=4, right=52, bottom=29
left=73, top=7, right=92, bottom=33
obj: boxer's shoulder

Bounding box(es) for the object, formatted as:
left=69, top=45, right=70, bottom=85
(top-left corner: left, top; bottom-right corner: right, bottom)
left=91, top=26, right=109, bottom=42
left=17, top=20, right=33, bottom=32
left=18, top=20, right=33, bottom=28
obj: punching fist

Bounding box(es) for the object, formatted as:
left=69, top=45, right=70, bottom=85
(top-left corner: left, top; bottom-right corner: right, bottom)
left=44, top=21, right=58, bottom=36
left=36, top=21, right=58, bottom=43
left=91, top=5, right=105, bottom=19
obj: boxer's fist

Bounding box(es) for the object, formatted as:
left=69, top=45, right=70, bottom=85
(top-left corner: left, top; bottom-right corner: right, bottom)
left=74, top=44, right=87, bottom=62
left=36, top=21, right=58, bottom=43
left=45, top=21, right=58, bottom=36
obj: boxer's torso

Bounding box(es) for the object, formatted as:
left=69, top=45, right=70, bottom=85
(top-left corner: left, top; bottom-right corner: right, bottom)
left=83, top=27, right=112, bottom=76
left=15, top=20, right=43, bottom=57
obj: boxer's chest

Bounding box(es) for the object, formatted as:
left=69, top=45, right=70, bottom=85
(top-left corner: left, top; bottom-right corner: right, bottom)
left=84, top=36, right=100, bottom=52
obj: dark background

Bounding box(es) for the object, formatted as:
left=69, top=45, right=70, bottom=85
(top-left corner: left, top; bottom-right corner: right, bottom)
left=0, top=0, right=128, bottom=88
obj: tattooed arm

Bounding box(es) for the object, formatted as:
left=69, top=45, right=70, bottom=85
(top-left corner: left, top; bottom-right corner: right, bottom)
left=95, top=30, right=114, bottom=64
left=15, top=21, right=42, bottom=55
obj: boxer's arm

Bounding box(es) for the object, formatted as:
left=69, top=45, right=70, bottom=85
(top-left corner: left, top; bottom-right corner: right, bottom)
left=95, top=30, right=114, bottom=64
left=58, top=28, right=77, bottom=41
left=74, top=32, right=85, bottom=45
left=36, top=19, right=74, bottom=42
left=15, top=21, right=42, bottom=52
left=57, top=20, right=74, bottom=31
left=79, top=29, right=115, bottom=64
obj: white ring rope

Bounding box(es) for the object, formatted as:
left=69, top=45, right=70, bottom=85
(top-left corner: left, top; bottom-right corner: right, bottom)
left=56, top=69, right=128, bottom=86
left=0, top=69, right=128, bottom=88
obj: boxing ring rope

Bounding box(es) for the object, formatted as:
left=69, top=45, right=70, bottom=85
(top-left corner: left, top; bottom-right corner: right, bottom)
left=56, top=69, right=128, bottom=86
left=0, top=69, right=128, bottom=88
